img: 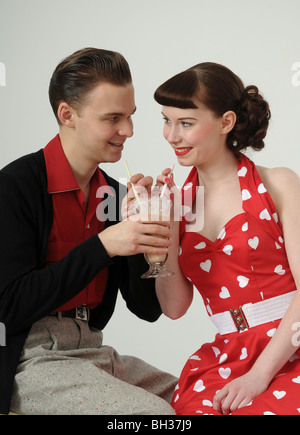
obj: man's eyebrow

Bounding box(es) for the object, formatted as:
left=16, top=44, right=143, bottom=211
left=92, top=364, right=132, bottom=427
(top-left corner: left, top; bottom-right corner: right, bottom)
left=102, top=107, right=137, bottom=117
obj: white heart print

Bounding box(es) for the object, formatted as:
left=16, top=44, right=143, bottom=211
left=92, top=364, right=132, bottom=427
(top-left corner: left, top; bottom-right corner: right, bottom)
left=194, top=242, right=206, bottom=250
left=259, top=208, right=271, bottom=221
left=200, top=260, right=212, bottom=273
left=237, top=276, right=249, bottom=288
left=267, top=328, right=277, bottom=337
left=238, top=167, right=247, bottom=177
left=274, top=265, right=286, bottom=276
left=206, top=304, right=213, bottom=316
left=242, top=189, right=252, bottom=201
left=217, top=228, right=226, bottom=240
left=193, top=380, right=206, bottom=393
left=273, top=391, right=286, bottom=400
left=219, top=287, right=231, bottom=299
left=223, top=245, right=233, bottom=256
left=240, top=348, right=248, bottom=360
left=189, top=355, right=201, bottom=361
left=202, top=400, right=213, bottom=407
left=242, top=222, right=248, bottom=232
left=258, top=183, right=267, bottom=194
left=248, top=237, right=259, bottom=250
left=212, top=347, right=221, bottom=357
left=292, top=376, right=300, bottom=384
left=219, top=367, right=231, bottom=380
left=219, top=353, right=228, bottom=364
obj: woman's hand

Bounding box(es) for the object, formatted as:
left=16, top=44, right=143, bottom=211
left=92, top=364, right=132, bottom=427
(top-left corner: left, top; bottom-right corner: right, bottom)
left=156, top=167, right=176, bottom=194
left=213, top=368, right=270, bottom=415
left=121, top=173, right=153, bottom=220
left=102, top=172, right=172, bottom=258
left=156, top=168, right=182, bottom=222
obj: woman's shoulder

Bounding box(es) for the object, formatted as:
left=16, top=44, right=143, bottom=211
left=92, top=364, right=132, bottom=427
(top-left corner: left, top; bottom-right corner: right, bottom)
left=256, top=165, right=299, bottom=188
left=256, top=164, right=300, bottom=210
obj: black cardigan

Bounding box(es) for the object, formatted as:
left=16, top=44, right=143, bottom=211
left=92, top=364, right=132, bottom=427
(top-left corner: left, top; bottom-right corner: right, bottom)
left=0, top=149, right=161, bottom=414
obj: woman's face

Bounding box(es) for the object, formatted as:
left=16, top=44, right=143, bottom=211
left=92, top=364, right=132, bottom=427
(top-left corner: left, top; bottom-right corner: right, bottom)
left=162, top=104, right=227, bottom=167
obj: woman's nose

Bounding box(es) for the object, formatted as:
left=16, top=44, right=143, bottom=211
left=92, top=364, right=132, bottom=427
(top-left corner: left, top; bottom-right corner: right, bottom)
left=165, top=126, right=181, bottom=144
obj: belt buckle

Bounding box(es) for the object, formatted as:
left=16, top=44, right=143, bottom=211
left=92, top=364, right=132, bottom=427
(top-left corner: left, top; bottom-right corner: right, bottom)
left=229, top=306, right=249, bottom=332
left=75, top=305, right=89, bottom=322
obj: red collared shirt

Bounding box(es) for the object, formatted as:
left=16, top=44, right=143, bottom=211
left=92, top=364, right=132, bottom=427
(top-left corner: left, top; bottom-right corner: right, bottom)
left=44, top=135, right=108, bottom=310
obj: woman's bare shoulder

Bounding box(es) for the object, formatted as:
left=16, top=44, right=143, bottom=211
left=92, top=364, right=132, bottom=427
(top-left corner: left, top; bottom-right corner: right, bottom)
left=256, top=164, right=300, bottom=209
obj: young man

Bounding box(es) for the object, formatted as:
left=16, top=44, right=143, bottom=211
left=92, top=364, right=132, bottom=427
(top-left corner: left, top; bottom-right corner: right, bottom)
left=0, top=48, right=177, bottom=415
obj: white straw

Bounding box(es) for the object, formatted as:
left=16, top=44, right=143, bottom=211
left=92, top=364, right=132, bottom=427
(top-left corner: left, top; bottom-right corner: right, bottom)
left=124, top=161, right=140, bottom=203
left=160, top=164, right=175, bottom=199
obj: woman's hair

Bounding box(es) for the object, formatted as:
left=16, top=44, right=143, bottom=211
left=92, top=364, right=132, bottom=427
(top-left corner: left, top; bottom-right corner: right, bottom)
left=154, top=62, right=271, bottom=152
left=49, top=47, right=132, bottom=123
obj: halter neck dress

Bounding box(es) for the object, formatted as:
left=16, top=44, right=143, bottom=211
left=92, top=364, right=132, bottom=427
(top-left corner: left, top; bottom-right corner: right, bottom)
left=172, top=153, right=300, bottom=415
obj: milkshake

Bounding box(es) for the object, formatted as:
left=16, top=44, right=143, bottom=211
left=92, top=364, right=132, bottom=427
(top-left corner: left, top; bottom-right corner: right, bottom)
left=131, top=195, right=174, bottom=278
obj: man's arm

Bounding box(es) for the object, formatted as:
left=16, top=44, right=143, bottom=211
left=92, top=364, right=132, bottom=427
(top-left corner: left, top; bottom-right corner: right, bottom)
left=0, top=168, right=112, bottom=335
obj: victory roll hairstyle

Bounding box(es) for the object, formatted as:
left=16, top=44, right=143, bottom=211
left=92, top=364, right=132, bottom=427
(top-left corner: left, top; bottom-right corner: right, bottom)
left=154, top=62, right=271, bottom=152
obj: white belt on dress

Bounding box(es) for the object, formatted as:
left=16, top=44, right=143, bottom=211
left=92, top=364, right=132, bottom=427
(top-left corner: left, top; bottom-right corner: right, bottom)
left=210, top=291, right=297, bottom=335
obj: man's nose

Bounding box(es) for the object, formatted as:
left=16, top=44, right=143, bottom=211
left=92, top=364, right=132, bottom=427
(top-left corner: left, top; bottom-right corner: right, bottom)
left=118, top=119, right=134, bottom=138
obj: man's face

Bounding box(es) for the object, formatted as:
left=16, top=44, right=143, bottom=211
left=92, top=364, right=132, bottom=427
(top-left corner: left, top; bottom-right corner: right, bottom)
left=72, top=82, right=136, bottom=165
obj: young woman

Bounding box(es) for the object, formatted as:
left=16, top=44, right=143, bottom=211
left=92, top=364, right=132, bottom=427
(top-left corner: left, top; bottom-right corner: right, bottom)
left=154, top=63, right=300, bottom=415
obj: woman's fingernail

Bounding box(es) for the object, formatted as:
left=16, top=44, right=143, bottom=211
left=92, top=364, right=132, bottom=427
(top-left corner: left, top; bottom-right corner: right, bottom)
left=165, top=177, right=170, bottom=183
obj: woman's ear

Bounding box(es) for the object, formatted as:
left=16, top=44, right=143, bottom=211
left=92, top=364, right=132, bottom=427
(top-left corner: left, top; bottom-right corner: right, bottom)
left=221, top=111, right=236, bottom=135
left=57, top=102, right=76, bottom=128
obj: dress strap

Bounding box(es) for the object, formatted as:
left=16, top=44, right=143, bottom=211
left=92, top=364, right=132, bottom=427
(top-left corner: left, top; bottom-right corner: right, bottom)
left=238, top=153, right=283, bottom=240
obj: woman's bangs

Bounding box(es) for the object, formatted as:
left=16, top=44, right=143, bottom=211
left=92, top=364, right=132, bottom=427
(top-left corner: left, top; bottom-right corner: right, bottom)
left=154, top=71, right=198, bottom=109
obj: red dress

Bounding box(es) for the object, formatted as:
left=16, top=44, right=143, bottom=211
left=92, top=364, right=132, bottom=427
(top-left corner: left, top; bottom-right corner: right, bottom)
left=173, top=154, right=300, bottom=415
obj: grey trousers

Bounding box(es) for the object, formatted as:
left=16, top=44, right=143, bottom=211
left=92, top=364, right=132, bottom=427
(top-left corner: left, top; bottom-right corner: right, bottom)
left=10, top=316, right=177, bottom=415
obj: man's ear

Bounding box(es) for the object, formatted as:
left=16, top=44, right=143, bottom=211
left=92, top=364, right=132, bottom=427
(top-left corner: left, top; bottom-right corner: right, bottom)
left=57, top=102, right=76, bottom=127
left=220, top=111, right=236, bottom=135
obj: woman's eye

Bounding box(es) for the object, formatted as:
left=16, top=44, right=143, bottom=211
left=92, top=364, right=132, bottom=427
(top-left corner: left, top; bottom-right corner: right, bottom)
left=182, top=122, right=192, bottom=127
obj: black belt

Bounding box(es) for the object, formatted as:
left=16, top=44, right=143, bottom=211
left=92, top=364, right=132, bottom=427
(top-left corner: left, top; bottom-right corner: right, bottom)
left=50, top=305, right=90, bottom=322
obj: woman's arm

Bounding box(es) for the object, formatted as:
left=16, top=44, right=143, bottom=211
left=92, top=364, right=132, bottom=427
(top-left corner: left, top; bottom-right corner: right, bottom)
left=213, top=166, right=300, bottom=414
left=154, top=169, right=194, bottom=319
left=249, top=167, right=300, bottom=375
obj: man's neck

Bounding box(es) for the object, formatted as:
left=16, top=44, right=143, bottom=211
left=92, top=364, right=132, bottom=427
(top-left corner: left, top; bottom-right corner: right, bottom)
left=58, top=130, right=97, bottom=195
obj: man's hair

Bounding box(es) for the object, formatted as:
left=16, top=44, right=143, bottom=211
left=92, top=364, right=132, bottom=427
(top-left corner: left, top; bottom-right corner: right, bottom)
left=49, top=47, right=132, bottom=123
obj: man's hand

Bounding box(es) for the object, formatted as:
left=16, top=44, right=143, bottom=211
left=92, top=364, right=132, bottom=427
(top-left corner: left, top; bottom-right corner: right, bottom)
left=98, top=219, right=171, bottom=258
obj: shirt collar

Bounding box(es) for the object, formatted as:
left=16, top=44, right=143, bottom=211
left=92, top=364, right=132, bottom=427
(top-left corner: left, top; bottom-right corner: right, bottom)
left=43, top=134, right=79, bottom=194
left=43, top=134, right=115, bottom=198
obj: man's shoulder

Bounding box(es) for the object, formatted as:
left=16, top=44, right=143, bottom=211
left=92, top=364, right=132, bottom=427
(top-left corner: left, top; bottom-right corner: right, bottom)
left=100, top=168, right=127, bottom=197
left=1, top=149, right=46, bottom=181
left=0, top=149, right=48, bottom=199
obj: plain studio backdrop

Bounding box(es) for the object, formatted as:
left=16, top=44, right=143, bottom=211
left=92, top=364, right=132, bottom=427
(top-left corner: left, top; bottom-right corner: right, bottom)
left=0, top=0, right=299, bottom=378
